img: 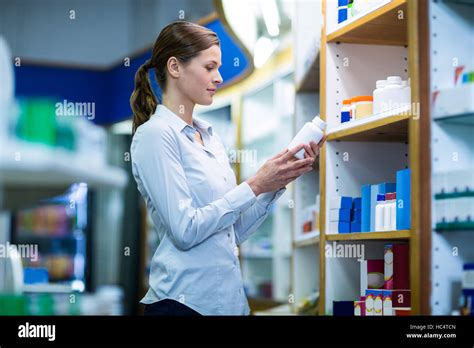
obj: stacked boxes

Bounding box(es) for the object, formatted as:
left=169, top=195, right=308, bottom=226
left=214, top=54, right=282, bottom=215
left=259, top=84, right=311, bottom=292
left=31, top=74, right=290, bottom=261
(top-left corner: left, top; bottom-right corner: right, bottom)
left=357, top=243, right=410, bottom=316
left=329, top=196, right=362, bottom=233
left=329, top=196, right=352, bottom=233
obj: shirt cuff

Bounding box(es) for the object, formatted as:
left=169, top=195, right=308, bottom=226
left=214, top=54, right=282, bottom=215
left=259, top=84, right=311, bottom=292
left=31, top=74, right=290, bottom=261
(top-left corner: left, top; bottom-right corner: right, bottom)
left=223, top=181, right=257, bottom=213
left=256, top=187, right=286, bottom=211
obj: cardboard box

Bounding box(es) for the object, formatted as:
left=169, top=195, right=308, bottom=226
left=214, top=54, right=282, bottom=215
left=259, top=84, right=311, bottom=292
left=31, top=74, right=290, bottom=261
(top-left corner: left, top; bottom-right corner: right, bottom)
left=330, top=208, right=351, bottom=222
left=384, top=244, right=410, bottom=290
left=333, top=301, right=354, bottom=316
left=383, top=290, right=393, bottom=316
left=354, top=301, right=365, bottom=316
left=330, top=196, right=353, bottom=210
left=365, top=290, right=383, bottom=316
left=329, top=221, right=351, bottom=234
left=392, top=290, right=411, bottom=308
left=396, top=169, right=411, bottom=230
left=374, top=290, right=384, bottom=316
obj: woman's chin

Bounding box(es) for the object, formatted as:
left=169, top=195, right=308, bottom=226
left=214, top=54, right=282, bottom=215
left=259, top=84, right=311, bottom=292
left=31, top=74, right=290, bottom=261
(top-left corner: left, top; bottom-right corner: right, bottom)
left=199, top=97, right=214, bottom=106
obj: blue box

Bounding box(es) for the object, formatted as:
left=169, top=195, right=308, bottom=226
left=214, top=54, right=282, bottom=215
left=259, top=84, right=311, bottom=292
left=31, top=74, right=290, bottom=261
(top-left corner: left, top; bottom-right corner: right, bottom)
left=330, top=196, right=352, bottom=210
left=352, top=197, right=362, bottom=210
left=351, top=209, right=362, bottom=222
left=351, top=221, right=361, bottom=233
left=378, top=182, right=396, bottom=194
left=330, top=208, right=351, bottom=222
left=361, top=185, right=378, bottom=232
left=24, top=267, right=49, bottom=285
left=330, top=221, right=351, bottom=234
left=341, top=110, right=351, bottom=123
left=333, top=301, right=354, bottom=316
left=338, top=0, right=348, bottom=5
left=396, top=169, right=411, bottom=230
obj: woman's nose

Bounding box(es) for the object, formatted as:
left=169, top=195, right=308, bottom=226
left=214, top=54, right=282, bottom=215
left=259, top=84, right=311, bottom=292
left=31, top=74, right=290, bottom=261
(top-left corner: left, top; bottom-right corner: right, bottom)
left=214, top=70, right=223, bottom=85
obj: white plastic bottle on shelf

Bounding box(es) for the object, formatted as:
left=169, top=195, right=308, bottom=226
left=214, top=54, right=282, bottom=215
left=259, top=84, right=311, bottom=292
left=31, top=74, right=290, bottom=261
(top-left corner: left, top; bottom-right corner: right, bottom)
left=373, top=79, right=387, bottom=115
left=375, top=194, right=386, bottom=232
left=383, top=193, right=394, bottom=231
left=388, top=192, right=397, bottom=230
left=383, top=76, right=403, bottom=113
left=287, top=115, right=326, bottom=160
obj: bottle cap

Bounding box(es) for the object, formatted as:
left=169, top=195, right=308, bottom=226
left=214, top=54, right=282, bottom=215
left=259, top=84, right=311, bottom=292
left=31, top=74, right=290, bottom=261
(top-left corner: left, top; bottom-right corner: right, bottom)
left=352, top=96, right=373, bottom=103
left=377, top=194, right=385, bottom=202
left=376, top=80, right=387, bottom=89
left=311, top=116, right=327, bottom=131
left=387, top=76, right=402, bottom=84
left=386, top=193, right=393, bottom=200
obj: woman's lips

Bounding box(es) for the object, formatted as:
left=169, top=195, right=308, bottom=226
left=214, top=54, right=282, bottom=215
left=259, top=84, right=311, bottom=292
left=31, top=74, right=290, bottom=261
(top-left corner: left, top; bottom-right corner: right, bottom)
left=207, top=89, right=216, bottom=95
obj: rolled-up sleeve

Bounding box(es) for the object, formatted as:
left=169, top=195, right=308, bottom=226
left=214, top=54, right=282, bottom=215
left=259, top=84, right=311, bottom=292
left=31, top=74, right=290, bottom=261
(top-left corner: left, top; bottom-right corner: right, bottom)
left=132, top=125, right=257, bottom=251
left=233, top=187, right=286, bottom=245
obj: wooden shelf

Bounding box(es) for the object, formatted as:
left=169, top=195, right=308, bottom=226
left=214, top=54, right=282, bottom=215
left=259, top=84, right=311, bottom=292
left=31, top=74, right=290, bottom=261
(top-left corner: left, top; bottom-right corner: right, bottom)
left=327, top=111, right=412, bottom=142
left=327, top=0, right=408, bottom=46
left=294, top=231, right=320, bottom=247
left=295, top=53, right=320, bottom=93
left=326, top=230, right=410, bottom=241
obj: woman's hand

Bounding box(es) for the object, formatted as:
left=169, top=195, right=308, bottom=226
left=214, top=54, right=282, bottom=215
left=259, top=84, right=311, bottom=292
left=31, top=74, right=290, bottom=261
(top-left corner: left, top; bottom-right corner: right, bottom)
left=246, top=144, right=315, bottom=196
left=302, top=135, right=326, bottom=169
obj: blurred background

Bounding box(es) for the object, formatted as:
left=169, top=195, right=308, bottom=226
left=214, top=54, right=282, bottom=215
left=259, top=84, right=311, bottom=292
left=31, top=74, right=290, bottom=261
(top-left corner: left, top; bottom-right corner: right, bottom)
left=0, top=0, right=473, bottom=317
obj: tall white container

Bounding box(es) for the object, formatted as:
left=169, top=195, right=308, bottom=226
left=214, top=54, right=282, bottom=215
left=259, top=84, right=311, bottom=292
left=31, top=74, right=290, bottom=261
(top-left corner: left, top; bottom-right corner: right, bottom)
left=288, top=115, right=326, bottom=160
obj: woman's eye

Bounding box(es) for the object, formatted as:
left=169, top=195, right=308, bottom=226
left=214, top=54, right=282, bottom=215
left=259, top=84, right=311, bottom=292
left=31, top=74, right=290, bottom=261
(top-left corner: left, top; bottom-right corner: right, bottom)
left=206, top=66, right=214, bottom=71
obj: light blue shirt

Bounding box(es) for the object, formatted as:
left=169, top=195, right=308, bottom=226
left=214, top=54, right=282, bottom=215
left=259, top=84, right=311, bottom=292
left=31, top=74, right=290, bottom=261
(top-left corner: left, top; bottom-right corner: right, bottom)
left=130, top=104, right=285, bottom=315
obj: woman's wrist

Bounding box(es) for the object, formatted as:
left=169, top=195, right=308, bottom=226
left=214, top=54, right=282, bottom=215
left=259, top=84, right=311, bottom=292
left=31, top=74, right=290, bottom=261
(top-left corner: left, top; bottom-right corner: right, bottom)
left=246, top=176, right=262, bottom=196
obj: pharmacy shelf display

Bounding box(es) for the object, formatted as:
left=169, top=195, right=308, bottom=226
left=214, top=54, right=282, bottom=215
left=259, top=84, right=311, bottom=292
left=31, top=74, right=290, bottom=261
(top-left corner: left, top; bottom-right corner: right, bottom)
left=317, top=0, right=431, bottom=315
left=429, top=0, right=474, bottom=315
left=290, top=0, right=322, bottom=315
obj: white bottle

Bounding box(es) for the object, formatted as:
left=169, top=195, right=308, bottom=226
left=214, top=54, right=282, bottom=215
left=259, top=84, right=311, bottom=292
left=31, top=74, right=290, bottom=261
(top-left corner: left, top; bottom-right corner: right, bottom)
left=383, top=76, right=403, bottom=113
left=288, top=115, right=326, bottom=160
left=375, top=194, right=385, bottom=232
left=389, top=192, right=397, bottom=230
left=373, top=79, right=387, bottom=115
left=383, top=193, right=393, bottom=231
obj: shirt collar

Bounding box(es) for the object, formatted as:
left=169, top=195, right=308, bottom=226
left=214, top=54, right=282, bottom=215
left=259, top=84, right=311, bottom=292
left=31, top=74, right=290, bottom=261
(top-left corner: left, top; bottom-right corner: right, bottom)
left=154, top=104, right=213, bottom=137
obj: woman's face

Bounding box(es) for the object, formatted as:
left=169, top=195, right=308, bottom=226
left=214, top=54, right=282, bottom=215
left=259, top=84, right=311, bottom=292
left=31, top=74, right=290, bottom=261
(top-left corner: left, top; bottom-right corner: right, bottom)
left=177, top=45, right=223, bottom=105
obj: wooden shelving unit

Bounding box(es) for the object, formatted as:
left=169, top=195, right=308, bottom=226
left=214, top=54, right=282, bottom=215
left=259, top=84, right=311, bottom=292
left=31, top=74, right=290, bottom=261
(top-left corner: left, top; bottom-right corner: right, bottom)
left=326, top=112, right=411, bottom=142
left=327, top=0, right=408, bottom=46
left=315, top=0, right=431, bottom=315
left=326, top=230, right=410, bottom=241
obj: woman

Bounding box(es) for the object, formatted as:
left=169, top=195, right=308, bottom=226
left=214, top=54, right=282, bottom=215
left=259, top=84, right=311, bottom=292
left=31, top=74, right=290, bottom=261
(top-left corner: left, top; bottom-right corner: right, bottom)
left=130, top=21, right=324, bottom=316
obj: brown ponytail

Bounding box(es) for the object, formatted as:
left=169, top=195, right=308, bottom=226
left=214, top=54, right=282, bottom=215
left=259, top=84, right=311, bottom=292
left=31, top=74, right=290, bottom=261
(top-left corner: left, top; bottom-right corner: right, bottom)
left=130, top=21, right=220, bottom=134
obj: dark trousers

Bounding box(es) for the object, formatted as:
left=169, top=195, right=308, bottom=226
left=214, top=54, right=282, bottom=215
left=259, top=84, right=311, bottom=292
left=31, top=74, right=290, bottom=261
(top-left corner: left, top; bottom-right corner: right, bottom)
left=143, top=299, right=202, bottom=316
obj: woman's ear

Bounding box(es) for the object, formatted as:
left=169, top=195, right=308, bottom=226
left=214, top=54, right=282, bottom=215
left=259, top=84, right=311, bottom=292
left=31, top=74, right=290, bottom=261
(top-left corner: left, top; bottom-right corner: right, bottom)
left=167, top=57, right=180, bottom=79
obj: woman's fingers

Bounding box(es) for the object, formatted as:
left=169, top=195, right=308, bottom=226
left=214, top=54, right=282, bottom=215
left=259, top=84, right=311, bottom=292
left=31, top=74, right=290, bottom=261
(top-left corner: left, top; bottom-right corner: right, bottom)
left=304, top=144, right=315, bottom=158
left=286, top=165, right=313, bottom=180
left=280, top=144, right=306, bottom=162
left=288, top=157, right=313, bottom=170
left=318, top=135, right=327, bottom=147
left=271, top=148, right=289, bottom=160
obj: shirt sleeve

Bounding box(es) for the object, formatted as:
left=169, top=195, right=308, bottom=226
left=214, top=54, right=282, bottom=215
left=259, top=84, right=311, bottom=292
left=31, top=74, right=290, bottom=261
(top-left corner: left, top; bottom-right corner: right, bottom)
left=131, top=125, right=257, bottom=251
left=233, top=187, right=286, bottom=246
